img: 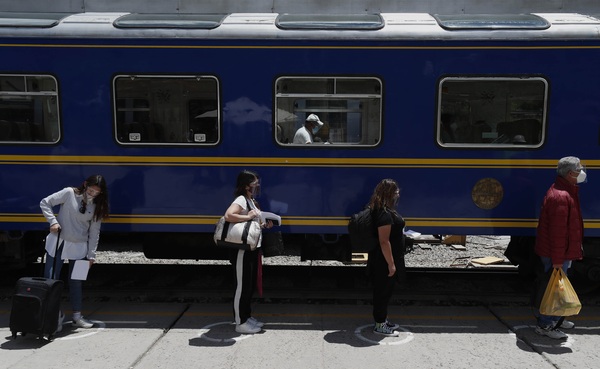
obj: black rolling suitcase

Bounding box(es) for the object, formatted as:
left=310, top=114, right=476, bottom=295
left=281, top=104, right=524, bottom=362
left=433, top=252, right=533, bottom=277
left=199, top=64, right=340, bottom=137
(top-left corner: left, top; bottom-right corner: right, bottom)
left=9, top=231, right=64, bottom=341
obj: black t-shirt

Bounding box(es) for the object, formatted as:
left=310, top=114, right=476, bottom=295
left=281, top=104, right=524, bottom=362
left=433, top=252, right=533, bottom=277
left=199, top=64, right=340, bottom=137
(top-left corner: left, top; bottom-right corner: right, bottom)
left=368, top=207, right=407, bottom=280
left=372, top=207, right=405, bottom=252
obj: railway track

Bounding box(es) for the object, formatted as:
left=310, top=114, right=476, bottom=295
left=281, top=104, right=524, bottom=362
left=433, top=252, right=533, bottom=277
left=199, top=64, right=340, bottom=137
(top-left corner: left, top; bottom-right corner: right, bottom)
left=2, top=263, right=598, bottom=305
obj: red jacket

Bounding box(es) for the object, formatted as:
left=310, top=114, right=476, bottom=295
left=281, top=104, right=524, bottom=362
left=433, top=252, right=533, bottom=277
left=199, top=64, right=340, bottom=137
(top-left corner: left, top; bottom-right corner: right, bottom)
left=535, top=176, right=584, bottom=265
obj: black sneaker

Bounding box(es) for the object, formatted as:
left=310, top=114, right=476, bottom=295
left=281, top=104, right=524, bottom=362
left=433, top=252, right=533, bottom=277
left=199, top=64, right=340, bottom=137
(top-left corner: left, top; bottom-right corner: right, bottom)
left=373, top=322, right=399, bottom=337
left=385, top=320, right=400, bottom=330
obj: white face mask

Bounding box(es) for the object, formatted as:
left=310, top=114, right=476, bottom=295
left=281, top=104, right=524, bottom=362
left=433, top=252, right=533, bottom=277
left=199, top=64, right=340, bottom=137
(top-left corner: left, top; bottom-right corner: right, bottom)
left=312, top=126, right=321, bottom=134
left=576, top=170, right=587, bottom=184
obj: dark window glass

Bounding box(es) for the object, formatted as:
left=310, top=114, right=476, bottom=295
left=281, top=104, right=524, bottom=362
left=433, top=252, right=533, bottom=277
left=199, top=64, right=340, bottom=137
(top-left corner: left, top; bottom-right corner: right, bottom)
left=0, top=75, right=60, bottom=143
left=114, top=75, right=219, bottom=145
left=437, top=77, right=547, bottom=148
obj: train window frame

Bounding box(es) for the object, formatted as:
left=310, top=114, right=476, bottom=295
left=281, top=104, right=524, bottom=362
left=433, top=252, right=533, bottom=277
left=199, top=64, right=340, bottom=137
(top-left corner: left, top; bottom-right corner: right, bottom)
left=436, top=76, right=548, bottom=149
left=0, top=74, right=61, bottom=145
left=113, top=75, right=220, bottom=146
left=275, top=76, right=382, bottom=147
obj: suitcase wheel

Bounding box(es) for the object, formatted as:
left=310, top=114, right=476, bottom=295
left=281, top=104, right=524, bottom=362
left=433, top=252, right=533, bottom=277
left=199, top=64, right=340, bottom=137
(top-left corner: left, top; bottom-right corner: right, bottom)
left=11, top=331, right=17, bottom=339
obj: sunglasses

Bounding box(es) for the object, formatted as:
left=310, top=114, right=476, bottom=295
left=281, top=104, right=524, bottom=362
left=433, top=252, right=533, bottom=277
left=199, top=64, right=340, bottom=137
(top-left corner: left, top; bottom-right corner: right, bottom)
left=79, top=199, right=87, bottom=214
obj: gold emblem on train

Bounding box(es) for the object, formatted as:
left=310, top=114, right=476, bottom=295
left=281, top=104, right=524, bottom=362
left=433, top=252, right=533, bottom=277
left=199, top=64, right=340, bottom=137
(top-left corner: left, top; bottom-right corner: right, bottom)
left=471, top=178, right=504, bottom=210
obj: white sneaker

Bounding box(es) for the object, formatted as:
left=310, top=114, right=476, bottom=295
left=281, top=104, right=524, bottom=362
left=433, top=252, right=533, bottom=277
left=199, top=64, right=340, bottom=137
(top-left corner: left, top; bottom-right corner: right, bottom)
left=248, top=317, right=264, bottom=328
left=560, top=320, right=575, bottom=329
left=72, top=317, right=94, bottom=329
left=535, top=325, right=567, bottom=339
left=236, top=321, right=261, bottom=334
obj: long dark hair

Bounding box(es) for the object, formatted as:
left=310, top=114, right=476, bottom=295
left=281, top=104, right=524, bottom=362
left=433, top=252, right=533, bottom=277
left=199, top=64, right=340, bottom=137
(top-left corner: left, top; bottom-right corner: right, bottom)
left=75, top=174, right=110, bottom=222
left=234, top=170, right=260, bottom=208
left=367, top=178, right=399, bottom=212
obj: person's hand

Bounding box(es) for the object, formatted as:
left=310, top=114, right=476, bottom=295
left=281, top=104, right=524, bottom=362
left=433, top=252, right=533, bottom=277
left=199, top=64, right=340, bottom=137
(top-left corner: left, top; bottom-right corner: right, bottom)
left=388, top=263, right=396, bottom=277
left=89, top=259, right=95, bottom=268
left=50, top=224, right=61, bottom=233
left=248, top=209, right=261, bottom=220
left=263, top=220, right=273, bottom=229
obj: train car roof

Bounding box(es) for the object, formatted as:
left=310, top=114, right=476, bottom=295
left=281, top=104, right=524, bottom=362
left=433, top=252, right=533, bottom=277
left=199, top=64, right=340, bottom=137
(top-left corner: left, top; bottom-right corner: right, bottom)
left=0, top=12, right=600, bottom=40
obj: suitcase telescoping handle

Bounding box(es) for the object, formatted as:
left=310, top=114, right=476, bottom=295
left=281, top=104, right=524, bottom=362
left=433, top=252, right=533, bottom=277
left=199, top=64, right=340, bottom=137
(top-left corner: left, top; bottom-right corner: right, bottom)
left=50, top=229, right=61, bottom=280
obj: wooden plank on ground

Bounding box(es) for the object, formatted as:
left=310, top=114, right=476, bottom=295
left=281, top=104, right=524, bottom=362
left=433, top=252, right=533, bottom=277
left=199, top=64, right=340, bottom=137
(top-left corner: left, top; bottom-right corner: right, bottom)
left=470, top=256, right=505, bottom=265
left=350, top=252, right=368, bottom=263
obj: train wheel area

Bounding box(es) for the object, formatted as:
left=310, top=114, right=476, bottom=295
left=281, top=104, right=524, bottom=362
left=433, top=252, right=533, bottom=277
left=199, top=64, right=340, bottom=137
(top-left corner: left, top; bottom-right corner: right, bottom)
left=1, top=301, right=600, bottom=368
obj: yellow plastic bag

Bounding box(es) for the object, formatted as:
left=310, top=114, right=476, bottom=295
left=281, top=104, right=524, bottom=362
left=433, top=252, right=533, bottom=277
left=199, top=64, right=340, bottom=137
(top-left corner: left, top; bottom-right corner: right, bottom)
left=539, top=268, right=582, bottom=316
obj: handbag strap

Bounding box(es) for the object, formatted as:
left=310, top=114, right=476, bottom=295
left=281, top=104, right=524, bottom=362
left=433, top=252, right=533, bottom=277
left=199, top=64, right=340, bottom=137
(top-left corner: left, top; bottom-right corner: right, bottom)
left=220, top=220, right=230, bottom=242
left=246, top=198, right=257, bottom=211
left=217, top=197, right=256, bottom=245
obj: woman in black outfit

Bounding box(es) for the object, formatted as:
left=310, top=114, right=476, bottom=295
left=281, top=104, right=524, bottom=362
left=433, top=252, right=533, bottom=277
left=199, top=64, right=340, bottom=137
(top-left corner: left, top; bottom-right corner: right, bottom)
left=367, top=178, right=406, bottom=336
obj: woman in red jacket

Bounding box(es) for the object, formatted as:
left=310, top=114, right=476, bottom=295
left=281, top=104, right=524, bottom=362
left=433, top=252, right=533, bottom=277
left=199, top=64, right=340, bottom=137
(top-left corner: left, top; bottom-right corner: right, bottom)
left=534, top=156, right=585, bottom=339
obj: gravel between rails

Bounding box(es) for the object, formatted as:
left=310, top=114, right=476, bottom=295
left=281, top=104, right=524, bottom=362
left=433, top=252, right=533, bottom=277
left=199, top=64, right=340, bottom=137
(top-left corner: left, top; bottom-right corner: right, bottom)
left=94, top=235, right=512, bottom=269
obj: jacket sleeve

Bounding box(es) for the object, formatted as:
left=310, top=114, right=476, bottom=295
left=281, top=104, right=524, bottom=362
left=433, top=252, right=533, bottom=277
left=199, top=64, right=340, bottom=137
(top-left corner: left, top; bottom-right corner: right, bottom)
left=87, top=220, right=102, bottom=260
left=40, top=188, right=71, bottom=226
left=545, top=194, right=570, bottom=265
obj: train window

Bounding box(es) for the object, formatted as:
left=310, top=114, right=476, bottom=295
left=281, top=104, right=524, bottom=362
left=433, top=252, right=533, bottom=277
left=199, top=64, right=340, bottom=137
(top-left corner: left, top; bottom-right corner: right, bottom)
left=437, top=77, right=547, bottom=148
left=0, top=75, right=60, bottom=144
left=113, top=75, right=219, bottom=145
left=113, top=14, right=227, bottom=29
left=275, top=77, right=382, bottom=146
left=276, top=14, right=384, bottom=30
left=433, top=14, right=550, bottom=30
left=0, top=12, right=73, bottom=28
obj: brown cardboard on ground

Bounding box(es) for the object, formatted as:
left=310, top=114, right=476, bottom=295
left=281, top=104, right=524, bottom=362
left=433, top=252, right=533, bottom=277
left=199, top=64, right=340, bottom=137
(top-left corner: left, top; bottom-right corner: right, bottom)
left=443, top=235, right=467, bottom=245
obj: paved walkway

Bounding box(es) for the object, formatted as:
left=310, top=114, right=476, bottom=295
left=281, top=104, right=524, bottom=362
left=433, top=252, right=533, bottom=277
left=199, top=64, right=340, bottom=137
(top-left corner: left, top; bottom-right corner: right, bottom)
left=1, top=302, right=599, bottom=369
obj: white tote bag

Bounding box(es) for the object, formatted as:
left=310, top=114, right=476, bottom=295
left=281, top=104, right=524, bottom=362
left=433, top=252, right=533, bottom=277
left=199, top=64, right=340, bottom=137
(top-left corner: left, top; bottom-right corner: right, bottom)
left=214, top=217, right=261, bottom=251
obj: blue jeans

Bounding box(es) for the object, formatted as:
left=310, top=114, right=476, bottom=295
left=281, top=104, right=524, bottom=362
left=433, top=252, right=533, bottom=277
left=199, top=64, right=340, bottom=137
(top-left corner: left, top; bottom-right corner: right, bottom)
left=44, top=242, right=83, bottom=313
left=535, top=256, right=572, bottom=328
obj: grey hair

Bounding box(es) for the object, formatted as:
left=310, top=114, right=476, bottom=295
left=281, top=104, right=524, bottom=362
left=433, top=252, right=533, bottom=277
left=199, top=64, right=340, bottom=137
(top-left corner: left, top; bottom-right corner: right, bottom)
left=557, top=156, right=581, bottom=178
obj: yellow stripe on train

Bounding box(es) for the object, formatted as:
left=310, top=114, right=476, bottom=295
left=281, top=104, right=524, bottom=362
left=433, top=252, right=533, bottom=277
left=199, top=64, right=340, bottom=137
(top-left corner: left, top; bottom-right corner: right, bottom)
left=2, top=155, right=599, bottom=169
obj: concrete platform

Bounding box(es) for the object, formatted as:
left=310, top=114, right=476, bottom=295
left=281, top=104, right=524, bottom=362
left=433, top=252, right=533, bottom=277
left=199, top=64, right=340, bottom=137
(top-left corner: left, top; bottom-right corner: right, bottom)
left=1, top=301, right=599, bottom=369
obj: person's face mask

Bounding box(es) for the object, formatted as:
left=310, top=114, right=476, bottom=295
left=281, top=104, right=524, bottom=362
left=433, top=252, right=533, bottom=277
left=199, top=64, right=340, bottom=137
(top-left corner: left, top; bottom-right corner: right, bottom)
left=571, top=167, right=587, bottom=184
left=576, top=170, right=587, bottom=184
left=312, top=125, right=321, bottom=134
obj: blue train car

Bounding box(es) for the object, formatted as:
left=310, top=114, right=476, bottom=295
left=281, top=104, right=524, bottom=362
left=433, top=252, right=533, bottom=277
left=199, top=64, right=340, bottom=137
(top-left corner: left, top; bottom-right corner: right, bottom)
left=0, top=12, right=599, bottom=276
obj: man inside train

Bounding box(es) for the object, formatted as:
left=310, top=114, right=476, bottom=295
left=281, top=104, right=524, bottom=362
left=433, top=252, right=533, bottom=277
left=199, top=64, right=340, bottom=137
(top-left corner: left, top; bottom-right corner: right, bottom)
left=293, top=113, right=324, bottom=144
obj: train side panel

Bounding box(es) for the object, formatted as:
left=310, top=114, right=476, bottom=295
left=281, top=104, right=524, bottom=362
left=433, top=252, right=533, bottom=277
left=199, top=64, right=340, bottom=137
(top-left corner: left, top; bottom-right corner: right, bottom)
left=1, top=13, right=600, bottom=267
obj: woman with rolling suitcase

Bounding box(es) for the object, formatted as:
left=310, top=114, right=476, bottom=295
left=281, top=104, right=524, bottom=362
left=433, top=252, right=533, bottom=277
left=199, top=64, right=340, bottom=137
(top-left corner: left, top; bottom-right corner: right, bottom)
left=40, top=174, right=110, bottom=329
